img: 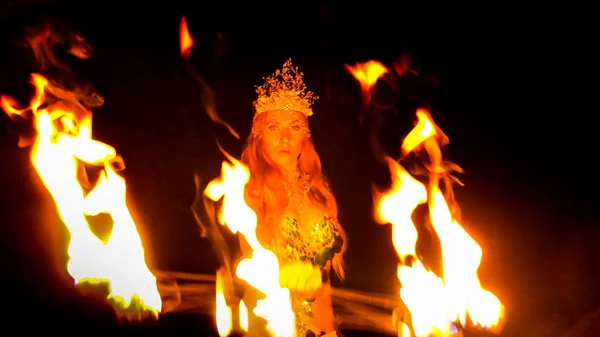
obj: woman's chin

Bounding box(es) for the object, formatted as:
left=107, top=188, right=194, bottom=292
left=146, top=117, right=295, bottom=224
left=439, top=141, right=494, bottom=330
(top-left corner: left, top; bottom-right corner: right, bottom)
left=277, top=151, right=294, bottom=158
left=272, top=159, right=298, bottom=170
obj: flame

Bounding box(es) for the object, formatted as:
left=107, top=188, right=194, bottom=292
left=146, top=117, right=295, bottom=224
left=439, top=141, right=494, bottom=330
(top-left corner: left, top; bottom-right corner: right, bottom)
left=216, top=270, right=233, bottom=336
left=374, top=110, right=504, bottom=336
left=1, top=74, right=161, bottom=316
left=178, top=16, right=240, bottom=139
left=392, top=53, right=419, bottom=78
left=239, top=299, right=249, bottom=332
left=345, top=60, right=389, bottom=103
left=347, top=59, right=503, bottom=336
left=215, top=267, right=249, bottom=335
left=205, top=153, right=295, bottom=337
left=179, top=16, right=194, bottom=57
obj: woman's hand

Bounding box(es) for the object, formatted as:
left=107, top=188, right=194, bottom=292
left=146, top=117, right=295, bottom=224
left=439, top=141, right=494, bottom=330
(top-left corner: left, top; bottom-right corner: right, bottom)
left=279, top=260, right=322, bottom=297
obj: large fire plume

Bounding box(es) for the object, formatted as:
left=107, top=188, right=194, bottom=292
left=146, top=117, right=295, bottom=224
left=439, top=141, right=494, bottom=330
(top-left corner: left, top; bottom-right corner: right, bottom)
left=347, top=60, right=505, bottom=336
left=1, top=73, right=161, bottom=318
left=205, top=152, right=295, bottom=337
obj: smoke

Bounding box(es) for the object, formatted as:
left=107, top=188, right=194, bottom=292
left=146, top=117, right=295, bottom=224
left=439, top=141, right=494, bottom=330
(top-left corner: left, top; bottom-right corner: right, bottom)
left=20, top=16, right=104, bottom=109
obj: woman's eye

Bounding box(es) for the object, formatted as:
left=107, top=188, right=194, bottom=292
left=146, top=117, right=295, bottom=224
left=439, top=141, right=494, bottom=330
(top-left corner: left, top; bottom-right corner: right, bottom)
left=268, top=125, right=278, bottom=131
left=291, top=126, right=300, bottom=131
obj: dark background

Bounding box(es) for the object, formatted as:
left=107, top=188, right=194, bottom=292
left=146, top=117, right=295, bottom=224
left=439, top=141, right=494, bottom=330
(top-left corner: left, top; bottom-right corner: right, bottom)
left=0, top=1, right=597, bottom=336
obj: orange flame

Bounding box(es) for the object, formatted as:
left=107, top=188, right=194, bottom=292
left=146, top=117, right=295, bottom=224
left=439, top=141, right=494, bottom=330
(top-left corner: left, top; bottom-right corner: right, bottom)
left=345, top=60, right=389, bottom=103
left=375, top=110, right=505, bottom=336
left=179, top=17, right=194, bottom=58
left=205, top=152, right=295, bottom=337
left=1, top=74, right=161, bottom=317
left=178, top=16, right=240, bottom=140
left=347, top=58, right=504, bottom=336
left=216, top=269, right=233, bottom=336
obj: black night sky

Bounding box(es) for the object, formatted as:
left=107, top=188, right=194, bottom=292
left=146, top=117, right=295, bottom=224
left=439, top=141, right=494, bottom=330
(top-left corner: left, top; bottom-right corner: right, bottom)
left=0, top=2, right=597, bottom=337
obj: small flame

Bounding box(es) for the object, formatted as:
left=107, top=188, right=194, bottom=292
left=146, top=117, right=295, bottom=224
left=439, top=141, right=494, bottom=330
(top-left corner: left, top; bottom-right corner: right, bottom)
left=178, top=16, right=240, bottom=140
left=179, top=17, right=194, bottom=58
left=216, top=271, right=233, bottom=336
left=205, top=153, right=295, bottom=337
left=239, top=299, right=249, bottom=332
left=392, top=53, right=418, bottom=77
left=1, top=74, right=161, bottom=317
left=345, top=60, right=389, bottom=103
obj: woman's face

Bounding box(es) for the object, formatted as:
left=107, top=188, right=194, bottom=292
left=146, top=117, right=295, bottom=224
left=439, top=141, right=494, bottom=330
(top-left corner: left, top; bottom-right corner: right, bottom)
left=260, top=109, right=308, bottom=172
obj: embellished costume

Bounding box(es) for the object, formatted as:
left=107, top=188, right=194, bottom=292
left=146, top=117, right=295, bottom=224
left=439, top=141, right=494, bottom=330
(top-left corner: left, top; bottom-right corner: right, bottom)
left=269, top=214, right=344, bottom=336
left=269, top=169, right=344, bottom=336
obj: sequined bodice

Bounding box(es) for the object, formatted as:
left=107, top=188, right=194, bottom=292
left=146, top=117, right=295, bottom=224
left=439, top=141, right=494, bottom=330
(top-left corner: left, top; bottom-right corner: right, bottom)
left=268, top=214, right=343, bottom=336
left=271, top=214, right=343, bottom=269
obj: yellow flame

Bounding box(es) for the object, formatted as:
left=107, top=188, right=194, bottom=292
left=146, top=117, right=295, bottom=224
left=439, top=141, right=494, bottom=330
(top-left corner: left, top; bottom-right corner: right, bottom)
left=345, top=60, right=389, bottom=105
left=347, top=58, right=504, bottom=336
left=205, top=154, right=295, bottom=337
left=374, top=110, right=504, bottom=336
left=345, top=60, right=389, bottom=95
left=1, top=73, right=161, bottom=316
left=216, top=271, right=232, bottom=336
left=239, top=299, right=249, bottom=332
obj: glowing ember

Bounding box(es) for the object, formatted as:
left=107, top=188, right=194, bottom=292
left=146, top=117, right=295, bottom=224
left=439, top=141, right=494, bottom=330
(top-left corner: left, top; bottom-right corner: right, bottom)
left=205, top=152, right=295, bottom=337
left=1, top=74, right=161, bottom=317
left=347, top=61, right=504, bottom=336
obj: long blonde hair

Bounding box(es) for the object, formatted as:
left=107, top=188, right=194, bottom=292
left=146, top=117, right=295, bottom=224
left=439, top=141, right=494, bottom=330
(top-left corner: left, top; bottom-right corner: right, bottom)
left=240, top=112, right=347, bottom=280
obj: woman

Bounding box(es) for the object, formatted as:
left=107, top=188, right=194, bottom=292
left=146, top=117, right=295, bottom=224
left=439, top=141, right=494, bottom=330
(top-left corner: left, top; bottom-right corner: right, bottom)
left=240, top=59, right=347, bottom=337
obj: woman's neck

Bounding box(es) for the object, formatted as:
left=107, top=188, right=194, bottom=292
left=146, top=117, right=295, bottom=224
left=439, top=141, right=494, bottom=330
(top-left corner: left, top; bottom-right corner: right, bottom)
left=280, top=168, right=310, bottom=221
left=282, top=168, right=301, bottom=184
left=279, top=163, right=300, bottom=177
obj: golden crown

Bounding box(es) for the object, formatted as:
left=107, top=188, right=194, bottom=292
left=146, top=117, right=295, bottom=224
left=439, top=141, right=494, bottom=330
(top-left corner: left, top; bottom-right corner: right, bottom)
left=253, top=58, right=318, bottom=118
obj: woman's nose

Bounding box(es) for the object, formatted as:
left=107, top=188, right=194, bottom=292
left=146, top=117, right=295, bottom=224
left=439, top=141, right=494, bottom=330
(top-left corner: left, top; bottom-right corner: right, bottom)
left=280, top=129, right=291, bottom=143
